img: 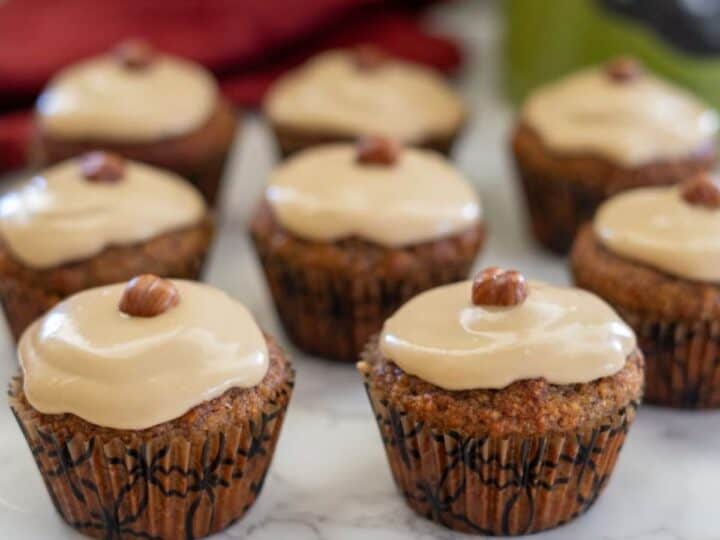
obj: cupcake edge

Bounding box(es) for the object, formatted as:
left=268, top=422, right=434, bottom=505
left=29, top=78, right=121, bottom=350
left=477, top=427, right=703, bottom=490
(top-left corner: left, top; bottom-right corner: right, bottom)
left=8, top=336, right=294, bottom=540
left=572, top=224, right=720, bottom=408
left=358, top=339, right=642, bottom=535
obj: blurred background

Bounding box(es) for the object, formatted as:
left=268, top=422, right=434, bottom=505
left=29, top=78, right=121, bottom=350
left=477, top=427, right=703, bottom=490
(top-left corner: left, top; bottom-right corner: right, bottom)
left=2, top=0, right=720, bottom=173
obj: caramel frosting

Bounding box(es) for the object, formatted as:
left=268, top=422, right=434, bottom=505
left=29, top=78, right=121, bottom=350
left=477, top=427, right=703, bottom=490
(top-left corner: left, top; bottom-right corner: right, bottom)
left=521, top=66, right=718, bottom=166
left=19, top=280, right=269, bottom=430
left=266, top=144, right=482, bottom=246
left=0, top=157, right=205, bottom=268
left=594, top=185, right=720, bottom=282
left=36, top=54, right=218, bottom=142
left=264, top=50, right=465, bottom=142
left=380, top=280, right=635, bottom=390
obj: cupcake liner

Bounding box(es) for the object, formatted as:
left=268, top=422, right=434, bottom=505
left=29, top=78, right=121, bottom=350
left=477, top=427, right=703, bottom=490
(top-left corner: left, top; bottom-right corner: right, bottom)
left=362, top=376, right=638, bottom=535
left=619, top=309, right=720, bottom=408
left=9, top=376, right=291, bottom=540
left=513, top=160, right=606, bottom=255
left=251, top=236, right=480, bottom=362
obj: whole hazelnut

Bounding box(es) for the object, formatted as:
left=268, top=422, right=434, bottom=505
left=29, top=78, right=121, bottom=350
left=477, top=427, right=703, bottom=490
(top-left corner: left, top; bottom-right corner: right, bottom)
left=119, top=274, right=180, bottom=317
left=472, top=267, right=528, bottom=307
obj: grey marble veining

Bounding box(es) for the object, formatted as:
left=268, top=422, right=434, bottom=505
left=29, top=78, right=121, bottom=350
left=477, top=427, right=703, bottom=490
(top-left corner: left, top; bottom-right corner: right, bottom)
left=0, top=1, right=718, bottom=538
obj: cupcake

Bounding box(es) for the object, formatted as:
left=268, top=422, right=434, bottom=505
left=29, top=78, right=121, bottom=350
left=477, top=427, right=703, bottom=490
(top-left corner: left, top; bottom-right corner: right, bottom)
left=572, top=172, right=720, bottom=408
left=358, top=267, right=643, bottom=535
left=32, top=39, right=237, bottom=205
left=263, top=47, right=466, bottom=157
left=251, top=137, right=485, bottom=362
left=9, top=275, right=294, bottom=539
left=0, top=151, right=213, bottom=341
left=511, top=56, right=718, bottom=254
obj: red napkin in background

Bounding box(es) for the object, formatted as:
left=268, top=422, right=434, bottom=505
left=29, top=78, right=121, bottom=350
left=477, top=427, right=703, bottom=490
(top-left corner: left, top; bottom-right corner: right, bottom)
left=0, top=0, right=463, bottom=173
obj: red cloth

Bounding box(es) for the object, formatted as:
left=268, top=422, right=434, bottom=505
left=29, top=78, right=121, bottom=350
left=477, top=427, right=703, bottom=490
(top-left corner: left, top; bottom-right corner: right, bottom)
left=0, top=0, right=462, bottom=172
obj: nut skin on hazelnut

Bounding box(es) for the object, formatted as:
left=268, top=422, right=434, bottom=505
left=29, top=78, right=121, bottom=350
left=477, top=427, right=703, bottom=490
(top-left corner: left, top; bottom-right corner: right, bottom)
left=355, top=135, right=401, bottom=166
left=605, top=56, right=642, bottom=82
left=79, top=151, right=126, bottom=183
left=681, top=172, right=720, bottom=209
left=119, top=274, right=180, bottom=318
left=472, top=267, right=528, bottom=307
left=113, top=38, right=155, bottom=69
left=353, top=44, right=387, bottom=70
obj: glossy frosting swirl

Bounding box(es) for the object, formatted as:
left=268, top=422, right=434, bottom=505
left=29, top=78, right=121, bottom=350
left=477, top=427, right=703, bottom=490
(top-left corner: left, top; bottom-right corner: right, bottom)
left=594, top=185, right=720, bottom=281
left=521, top=66, right=718, bottom=166
left=266, top=144, right=482, bottom=246
left=0, top=158, right=206, bottom=268
left=36, top=54, right=218, bottom=142
left=264, top=50, right=465, bottom=142
left=380, top=280, right=635, bottom=390
left=19, top=280, right=269, bottom=430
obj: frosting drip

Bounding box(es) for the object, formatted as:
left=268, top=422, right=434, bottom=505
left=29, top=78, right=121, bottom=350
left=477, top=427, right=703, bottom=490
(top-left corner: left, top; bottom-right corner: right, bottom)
left=19, top=280, right=269, bottom=430
left=265, top=51, right=465, bottom=142
left=594, top=185, right=720, bottom=281
left=0, top=158, right=205, bottom=268
left=380, top=280, right=635, bottom=390
left=36, top=55, right=218, bottom=142
left=266, top=144, right=482, bottom=246
left=521, top=67, right=718, bottom=166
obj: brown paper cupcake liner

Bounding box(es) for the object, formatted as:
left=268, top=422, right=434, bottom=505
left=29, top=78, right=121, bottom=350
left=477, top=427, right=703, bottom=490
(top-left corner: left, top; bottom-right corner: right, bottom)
left=514, top=162, right=607, bottom=255
left=9, top=376, right=291, bottom=540
left=362, top=376, right=638, bottom=535
left=618, top=309, right=720, bottom=408
left=252, top=237, right=480, bottom=363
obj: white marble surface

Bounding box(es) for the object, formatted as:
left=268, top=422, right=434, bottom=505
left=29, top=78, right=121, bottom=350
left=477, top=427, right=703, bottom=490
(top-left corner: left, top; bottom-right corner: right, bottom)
left=1, top=1, right=719, bottom=538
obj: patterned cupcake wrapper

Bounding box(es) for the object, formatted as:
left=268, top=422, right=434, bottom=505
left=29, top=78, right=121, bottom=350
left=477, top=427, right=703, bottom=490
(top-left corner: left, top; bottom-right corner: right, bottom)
left=9, top=377, right=291, bottom=540
left=252, top=242, right=479, bottom=363
left=619, top=309, right=720, bottom=408
left=362, top=376, right=638, bottom=536
left=513, top=160, right=607, bottom=255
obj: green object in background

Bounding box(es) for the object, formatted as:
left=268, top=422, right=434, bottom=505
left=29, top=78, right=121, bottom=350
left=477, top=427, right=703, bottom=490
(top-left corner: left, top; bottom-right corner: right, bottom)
left=504, top=0, right=720, bottom=110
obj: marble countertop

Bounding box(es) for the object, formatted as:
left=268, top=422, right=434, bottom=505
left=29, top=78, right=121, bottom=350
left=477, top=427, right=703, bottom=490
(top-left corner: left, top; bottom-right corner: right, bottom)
left=0, top=1, right=718, bottom=538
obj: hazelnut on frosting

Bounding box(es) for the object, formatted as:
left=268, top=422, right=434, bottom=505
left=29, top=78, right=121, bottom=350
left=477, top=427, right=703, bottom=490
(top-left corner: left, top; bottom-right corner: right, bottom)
left=380, top=269, right=636, bottom=390
left=265, top=141, right=481, bottom=247
left=521, top=58, right=718, bottom=166
left=264, top=49, right=465, bottom=142
left=594, top=174, right=720, bottom=282
left=19, top=278, right=269, bottom=430
left=0, top=154, right=206, bottom=269
left=36, top=40, right=218, bottom=142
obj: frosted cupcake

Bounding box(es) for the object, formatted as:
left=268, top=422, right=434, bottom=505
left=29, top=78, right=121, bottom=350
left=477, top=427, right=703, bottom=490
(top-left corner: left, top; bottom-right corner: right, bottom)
left=359, top=268, right=643, bottom=534
left=9, top=275, right=294, bottom=539
left=512, top=57, right=717, bottom=253
left=251, top=137, right=485, bottom=361
left=264, top=47, right=466, bottom=157
left=572, top=172, right=720, bottom=407
left=33, top=39, right=237, bottom=205
left=0, top=152, right=212, bottom=341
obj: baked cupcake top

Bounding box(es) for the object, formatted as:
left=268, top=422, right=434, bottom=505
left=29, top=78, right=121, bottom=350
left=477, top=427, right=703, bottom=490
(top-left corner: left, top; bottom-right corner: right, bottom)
left=594, top=172, right=720, bottom=282
left=0, top=152, right=205, bottom=269
left=19, top=275, right=269, bottom=430
left=265, top=138, right=482, bottom=247
left=380, top=268, right=635, bottom=390
left=264, top=48, right=465, bottom=142
left=521, top=57, right=718, bottom=166
left=36, top=40, right=218, bottom=142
